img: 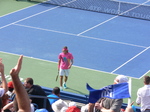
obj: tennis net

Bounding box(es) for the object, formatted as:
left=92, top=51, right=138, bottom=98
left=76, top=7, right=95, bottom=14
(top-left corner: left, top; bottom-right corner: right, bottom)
left=31, top=0, right=150, bottom=20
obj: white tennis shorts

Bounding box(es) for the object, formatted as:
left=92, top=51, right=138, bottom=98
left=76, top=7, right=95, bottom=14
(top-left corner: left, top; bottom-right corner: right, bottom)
left=59, top=68, right=70, bottom=76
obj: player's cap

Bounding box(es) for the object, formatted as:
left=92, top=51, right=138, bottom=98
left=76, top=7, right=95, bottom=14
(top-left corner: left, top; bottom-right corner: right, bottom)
left=62, top=48, right=68, bottom=51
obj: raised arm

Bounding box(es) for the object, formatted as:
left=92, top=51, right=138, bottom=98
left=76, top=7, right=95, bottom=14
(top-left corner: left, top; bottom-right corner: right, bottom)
left=0, top=58, right=8, bottom=94
left=10, top=55, right=31, bottom=112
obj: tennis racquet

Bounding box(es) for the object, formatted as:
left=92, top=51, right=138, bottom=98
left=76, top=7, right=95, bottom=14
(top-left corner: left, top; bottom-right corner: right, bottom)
left=56, top=71, right=59, bottom=81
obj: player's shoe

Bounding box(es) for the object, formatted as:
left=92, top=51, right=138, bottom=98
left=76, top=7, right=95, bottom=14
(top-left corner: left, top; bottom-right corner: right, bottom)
left=63, top=83, right=67, bottom=89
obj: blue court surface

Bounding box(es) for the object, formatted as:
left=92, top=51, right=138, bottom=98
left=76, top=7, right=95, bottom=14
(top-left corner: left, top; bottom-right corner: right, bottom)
left=0, top=0, right=150, bottom=79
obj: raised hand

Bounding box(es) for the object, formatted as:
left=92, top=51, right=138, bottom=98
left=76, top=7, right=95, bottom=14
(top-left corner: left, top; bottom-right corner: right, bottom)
left=10, top=55, right=23, bottom=76
left=0, top=58, right=4, bottom=75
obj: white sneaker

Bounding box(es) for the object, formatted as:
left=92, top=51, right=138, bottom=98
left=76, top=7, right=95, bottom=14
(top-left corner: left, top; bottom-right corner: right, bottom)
left=63, top=83, right=67, bottom=89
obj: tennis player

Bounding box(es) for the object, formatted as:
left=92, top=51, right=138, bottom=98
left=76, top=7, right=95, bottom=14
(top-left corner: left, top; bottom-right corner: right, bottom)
left=58, top=46, right=74, bottom=91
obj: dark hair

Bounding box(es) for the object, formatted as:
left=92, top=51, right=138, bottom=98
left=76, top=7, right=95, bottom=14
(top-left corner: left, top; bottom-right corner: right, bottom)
left=63, top=46, right=68, bottom=53
left=8, top=87, right=14, bottom=92
left=52, top=87, right=60, bottom=95
left=25, top=78, right=34, bottom=85
left=63, top=46, right=68, bottom=49
left=144, top=76, right=150, bottom=84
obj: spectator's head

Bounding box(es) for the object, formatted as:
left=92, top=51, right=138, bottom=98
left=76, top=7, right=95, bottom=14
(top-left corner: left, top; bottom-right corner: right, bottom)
left=114, top=75, right=128, bottom=84
left=7, top=81, right=14, bottom=92
left=62, top=46, right=68, bottom=54
left=52, top=87, right=60, bottom=96
left=144, top=75, right=150, bottom=85
left=24, top=78, right=33, bottom=88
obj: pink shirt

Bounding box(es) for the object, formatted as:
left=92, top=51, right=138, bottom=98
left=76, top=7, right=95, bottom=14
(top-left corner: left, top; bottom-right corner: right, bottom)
left=58, top=52, right=73, bottom=69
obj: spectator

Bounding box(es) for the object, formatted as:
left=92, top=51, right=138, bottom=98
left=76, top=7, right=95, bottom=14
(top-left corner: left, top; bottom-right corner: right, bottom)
left=66, top=102, right=80, bottom=112
left=2, top=99, right=35, bottom=112
left=81, top=104, right=88, bottom=112
left=2, top=81, right=15, bottom=108
left=58, top=46, right=74, bottom=90
left=2, top=101, right=14, bottom=112
left=66, top=106, right=80, bottom=112
left=9, top=55, right=31, bottom=112
left=7, top=81, right=14, bottom=96
left=88, top=75, right=129, bottom=112
left=47, top=87, right=60, bottom=105
left=94, top=99, right=135, bottom=112
left=24, top=77, right=52, bottom=112
left=1, top=93, right=9, bottom=108
left=136, top=75, right=150, bottom=112
left=0, top=58, right=8, bottom=110
left=124, top=102, right=136, bottom=112
left=6, top=81, right=15, bottom=103
left=52, top=99, right=68, bottom=112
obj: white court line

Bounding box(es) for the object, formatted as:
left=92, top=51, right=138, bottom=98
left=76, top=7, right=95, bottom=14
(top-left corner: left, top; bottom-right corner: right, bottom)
left=77, top=15, right=119, bottom=36
left=0, top=6, right=59, bottom=29
left=14, top=23, right=78, bottom=36
left=0, top=0, right=76, bottom=30
left=139, top=70, right=150, bottom=79
left=77, top=0, right=150, bottom=36
left=80, top=35, right=147, bottom=48
left=14, top=23, right=147, bottom=48
left=111, top=46, right=150, bottom=73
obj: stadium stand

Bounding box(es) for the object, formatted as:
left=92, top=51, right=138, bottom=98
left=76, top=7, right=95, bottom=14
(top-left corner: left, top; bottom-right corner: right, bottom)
left=41, top=86, right=141, bottom=112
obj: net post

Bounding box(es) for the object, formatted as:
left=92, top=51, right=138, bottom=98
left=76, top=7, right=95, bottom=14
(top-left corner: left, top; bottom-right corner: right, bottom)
left=118, top=1, right=121, bottom=15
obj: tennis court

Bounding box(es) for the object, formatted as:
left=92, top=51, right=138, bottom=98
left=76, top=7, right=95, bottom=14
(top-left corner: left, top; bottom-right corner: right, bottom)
left=1, top=0, right=150, bottom=105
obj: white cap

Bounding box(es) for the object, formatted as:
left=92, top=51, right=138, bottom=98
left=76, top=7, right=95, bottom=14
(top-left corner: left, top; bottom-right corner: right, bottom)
left=115, top=75, right=128, bottom=83
left=69, top=102, right=76, bottom=107
left=60, top=107, right=68, bottom=112
left=52, top=99, right=68, bottom=112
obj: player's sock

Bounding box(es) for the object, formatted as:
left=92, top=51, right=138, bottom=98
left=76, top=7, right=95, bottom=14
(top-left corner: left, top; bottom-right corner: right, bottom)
left=60, top=86, right=63, bottom=91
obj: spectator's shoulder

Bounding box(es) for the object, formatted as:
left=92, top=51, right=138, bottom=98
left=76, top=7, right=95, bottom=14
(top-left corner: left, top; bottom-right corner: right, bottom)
left=34, top=85, right=46, bottom=95
left=33, top=85, right=44, bottom=91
